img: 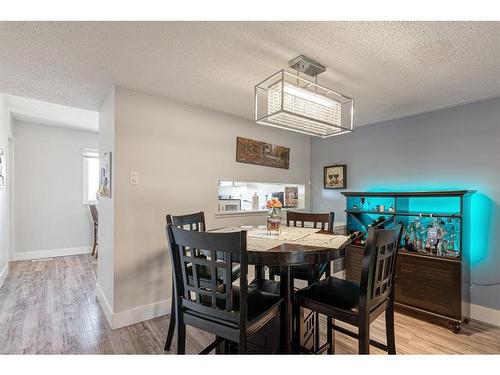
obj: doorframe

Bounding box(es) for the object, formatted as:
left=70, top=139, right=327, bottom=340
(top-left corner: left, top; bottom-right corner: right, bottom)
left=7, top=114, right=14, bottom=262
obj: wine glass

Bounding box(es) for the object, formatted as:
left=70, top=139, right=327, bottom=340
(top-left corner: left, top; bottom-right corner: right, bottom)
left=333, top=172, right=340, bottom=184
left=328, top=172, right=334, bottom=186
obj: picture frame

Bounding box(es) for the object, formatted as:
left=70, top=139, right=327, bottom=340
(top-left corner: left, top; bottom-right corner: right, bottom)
left=324, top=164, right=347, bottom=189
left=99, top=151, right=112, bottom=198
left=284, top=186, right=299, bottom=208
left=236, top=137, right=290, bottom=169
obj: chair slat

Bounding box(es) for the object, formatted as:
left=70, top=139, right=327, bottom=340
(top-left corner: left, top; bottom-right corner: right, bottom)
left=210, top=250, right=217, bottom=308
left=225, top=252, right=233, bottom=312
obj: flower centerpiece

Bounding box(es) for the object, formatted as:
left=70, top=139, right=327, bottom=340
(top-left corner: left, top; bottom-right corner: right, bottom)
left=266, top=198, right=282, bottom=235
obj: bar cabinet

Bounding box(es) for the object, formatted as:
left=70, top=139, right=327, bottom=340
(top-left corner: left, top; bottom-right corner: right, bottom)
left=342, top=190, right=475, bottom=333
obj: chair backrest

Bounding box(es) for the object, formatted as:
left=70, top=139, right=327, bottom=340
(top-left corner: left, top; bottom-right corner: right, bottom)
left=89, top=204, right=98, bottom=224
left=359, top=224, right=403, bottom=310
left=166, top=211, right=206, bottom=232
left=166, top=225, right=248, bottom=329
left=286, top=211, right=335, bottom=232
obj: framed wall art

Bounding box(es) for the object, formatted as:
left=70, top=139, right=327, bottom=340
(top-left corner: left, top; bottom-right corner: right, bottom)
left=99, top=151, right=112, bottom=198
left=324, top=164, right=347, bottom=189
left=236, top=137, right=290, bottom=169
left=284, top=186, right=299, bottom=208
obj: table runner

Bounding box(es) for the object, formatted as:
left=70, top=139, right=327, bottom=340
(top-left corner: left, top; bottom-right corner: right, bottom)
left=213, top=226, right=349, bottom=251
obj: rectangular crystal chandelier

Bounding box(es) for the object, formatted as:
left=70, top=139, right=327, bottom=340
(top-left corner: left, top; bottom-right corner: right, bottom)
left=255, top=69, right=354, bottom=138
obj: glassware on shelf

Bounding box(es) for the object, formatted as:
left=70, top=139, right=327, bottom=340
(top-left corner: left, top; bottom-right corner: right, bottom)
left=446, top=224, right=459, bottom=257
left=345, top=192, right=468, bottom=261
left=402, top=216, right=460, bottom=258
left=406, top=222, right=416, bottom=252
left=414, top=218, right=424, bottom=251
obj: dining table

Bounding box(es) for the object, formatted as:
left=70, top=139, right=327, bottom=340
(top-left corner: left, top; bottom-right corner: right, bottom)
left=212, top=225, right=351, bottom=353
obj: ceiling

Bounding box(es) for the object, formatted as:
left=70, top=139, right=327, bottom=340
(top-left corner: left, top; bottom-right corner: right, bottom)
left=0, top=21, right=499, bottom=127
left=7, top=94, right=99, bottom=132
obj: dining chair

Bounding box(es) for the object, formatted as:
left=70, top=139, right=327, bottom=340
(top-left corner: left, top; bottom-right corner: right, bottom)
left=89, top=204, right=98, bottom=258
left=269, top=211, right=335, bottom=285
left=166, top=225, right=283, bottom=354
left=292, top=224, right=403, bottom=354
left=164, top=212, right=241, bottom=352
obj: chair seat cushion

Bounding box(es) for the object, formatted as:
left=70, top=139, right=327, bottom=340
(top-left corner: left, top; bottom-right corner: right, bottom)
left=249, top=278, right=281, bottom=296
left=200, top=279, right=282, bottom=323
left=295, top=276, right=360, bottom=311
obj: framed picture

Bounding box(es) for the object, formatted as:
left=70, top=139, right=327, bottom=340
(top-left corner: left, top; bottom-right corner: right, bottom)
left=284, top=186, right=298, bottom=208
left=0, top=148, right=5, bottom=188
left=99, top=152, right=112, bottom=198
left=236, top=137, right=290, bottom=169
left=324, top=164, right=347, bottom=189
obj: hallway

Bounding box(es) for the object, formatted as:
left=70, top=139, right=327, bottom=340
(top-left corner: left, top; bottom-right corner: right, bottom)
left=0, top=255, right=213, bottom=354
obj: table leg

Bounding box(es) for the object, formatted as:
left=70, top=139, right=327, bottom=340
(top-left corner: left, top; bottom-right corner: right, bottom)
left=255, top=265, right=264, bottom=280
left=280, top=265, right=292, bottom=353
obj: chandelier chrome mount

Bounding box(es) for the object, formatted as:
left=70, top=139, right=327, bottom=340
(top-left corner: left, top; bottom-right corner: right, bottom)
left=254, top=55, right=354, bottom=138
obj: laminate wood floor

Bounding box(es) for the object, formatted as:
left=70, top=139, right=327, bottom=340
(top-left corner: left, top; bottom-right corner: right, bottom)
left=0, top=255, right=499, bottom=354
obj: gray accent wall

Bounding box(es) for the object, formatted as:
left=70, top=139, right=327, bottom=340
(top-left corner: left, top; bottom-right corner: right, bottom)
left=311, top=97, right=500, bottom=321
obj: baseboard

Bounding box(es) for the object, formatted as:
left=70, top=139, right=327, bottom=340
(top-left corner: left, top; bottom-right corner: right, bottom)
left=12, top=246, right=92, bottom=261
left=111, top=298, right=171, bottom=330
left=95, top=282, right=113, bottom=328
left=0, top=263, right=8, bottom=289
left=471, top=304, right=500, bottom=327
left=95, top=281, right=171, bottom=330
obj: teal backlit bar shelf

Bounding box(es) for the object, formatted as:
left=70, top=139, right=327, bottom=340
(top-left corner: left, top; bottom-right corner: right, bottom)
left=342, top=190, right=475, bottom=333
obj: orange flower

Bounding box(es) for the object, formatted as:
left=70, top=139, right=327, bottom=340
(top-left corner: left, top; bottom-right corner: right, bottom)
left=266, top=198, right=282, bottom=209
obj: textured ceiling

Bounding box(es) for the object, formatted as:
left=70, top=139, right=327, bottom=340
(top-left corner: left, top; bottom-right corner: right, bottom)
left=7, top=94, right=99, bottom=132
left=0, top=21, right=499, bottom=126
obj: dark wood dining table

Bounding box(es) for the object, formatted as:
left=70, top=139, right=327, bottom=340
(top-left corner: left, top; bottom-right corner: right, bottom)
left=212, top=225, right=351, bottom=353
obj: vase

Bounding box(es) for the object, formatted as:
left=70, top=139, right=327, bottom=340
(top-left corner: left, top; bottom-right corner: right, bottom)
left=267, top=207, right=282, bottom=236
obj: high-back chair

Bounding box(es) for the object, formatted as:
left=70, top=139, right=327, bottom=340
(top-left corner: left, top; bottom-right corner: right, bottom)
left=167, top=211, right=206, bottom=232
left=166, top=226, right=282, bottom=354
left=293, top=224, right=403, bottom=354
left=89, top=204, right=98, bottom=258
left=270, top=211, right=335, bottom=285
left=164, top=212, right=242, bottom=352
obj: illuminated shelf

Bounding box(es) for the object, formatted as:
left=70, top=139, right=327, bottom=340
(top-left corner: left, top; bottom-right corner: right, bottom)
left=346, top=210, right=461, bottom=218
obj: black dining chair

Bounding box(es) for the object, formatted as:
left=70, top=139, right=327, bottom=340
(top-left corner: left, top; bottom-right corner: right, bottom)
left=269, top=211, right=335, bottom=285
left=292, top=224, right=403, bottom=354
left=166, top=225, right=283, bottom=354
left=164, top=212, right=242, bottom=351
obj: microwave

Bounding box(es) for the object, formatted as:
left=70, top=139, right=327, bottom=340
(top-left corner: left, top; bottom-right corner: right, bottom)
left=218, top=199, right=241, bottom=212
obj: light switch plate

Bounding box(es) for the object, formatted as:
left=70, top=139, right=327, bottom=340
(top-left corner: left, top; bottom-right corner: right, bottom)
left=129, top=171, right=139, bottom=185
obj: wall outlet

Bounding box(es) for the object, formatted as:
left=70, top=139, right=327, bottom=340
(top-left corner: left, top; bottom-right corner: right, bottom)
left=129, top=171, right=139, bottom=185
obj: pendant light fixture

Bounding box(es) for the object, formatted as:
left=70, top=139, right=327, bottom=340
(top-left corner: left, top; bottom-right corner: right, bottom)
left=254, top=55, right=354, bottom=138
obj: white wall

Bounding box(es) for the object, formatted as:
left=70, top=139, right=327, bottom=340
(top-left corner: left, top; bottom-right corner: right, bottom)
left=0, top=95, right=9, bottom=286
left=311, top=96, right=500, bottom=326
left=105, top=87, right=311, bottom=327
left=96, top=87, right=116, bottom=324
left=12, top=120, right=98, bottom=260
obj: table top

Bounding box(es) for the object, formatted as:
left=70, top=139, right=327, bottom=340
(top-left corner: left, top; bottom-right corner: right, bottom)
left=212, top=226, right=351, bottom=266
